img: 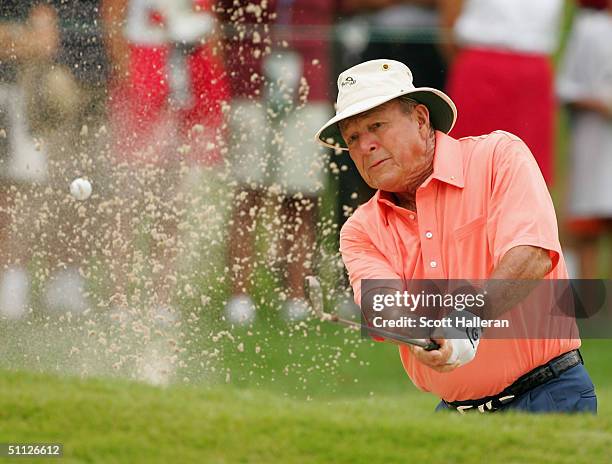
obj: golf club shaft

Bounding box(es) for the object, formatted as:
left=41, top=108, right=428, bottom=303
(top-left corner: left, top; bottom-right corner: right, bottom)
left=329, top=315, right=440, bottom=351
left=304, top=276, right=440, bottom=351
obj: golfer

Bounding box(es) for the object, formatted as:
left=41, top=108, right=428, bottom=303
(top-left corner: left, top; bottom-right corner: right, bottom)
left=315, top=59, right=597, bottom=413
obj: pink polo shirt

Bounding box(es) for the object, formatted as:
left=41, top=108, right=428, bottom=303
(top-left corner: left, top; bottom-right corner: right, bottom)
left=340, top=130, right=579, bottom=401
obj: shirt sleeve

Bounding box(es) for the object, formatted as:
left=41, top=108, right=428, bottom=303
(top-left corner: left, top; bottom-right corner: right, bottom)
left=486, top=136, right=562, bottom=272
left=339, top=216, right=403, bottom=305
left=340, top=216, right=404, bottom=342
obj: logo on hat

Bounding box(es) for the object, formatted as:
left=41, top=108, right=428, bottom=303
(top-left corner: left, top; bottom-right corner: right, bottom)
left=340, top=76, right=357, bottom=87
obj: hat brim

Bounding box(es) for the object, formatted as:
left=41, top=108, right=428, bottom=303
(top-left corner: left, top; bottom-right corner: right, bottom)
left=314, top=88, right=457, bottom=150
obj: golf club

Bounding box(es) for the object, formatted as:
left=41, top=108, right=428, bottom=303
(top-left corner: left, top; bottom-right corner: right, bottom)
left=304, top=276, right=440, bottom=351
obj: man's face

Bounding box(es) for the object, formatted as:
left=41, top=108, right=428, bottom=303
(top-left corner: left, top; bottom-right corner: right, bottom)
left=340, top=100, right=431, bottom=192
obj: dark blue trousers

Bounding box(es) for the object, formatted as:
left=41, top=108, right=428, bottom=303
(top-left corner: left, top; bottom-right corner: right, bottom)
left=436, top=364, right=597, bottom=413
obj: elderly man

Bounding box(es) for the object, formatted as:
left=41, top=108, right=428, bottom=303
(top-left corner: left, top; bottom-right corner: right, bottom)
left=314, top=59, right=597, bottom=413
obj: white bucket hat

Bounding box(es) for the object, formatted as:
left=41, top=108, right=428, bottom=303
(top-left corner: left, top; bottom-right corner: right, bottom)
left=314, top=59, right=457, bottom=150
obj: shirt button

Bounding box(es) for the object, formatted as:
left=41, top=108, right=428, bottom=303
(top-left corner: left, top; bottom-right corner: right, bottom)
left=425, top=231, right=433, bottom=239
left=409, top=214, right=415, bottom=220
left=430, top=260, right=438, bottom=268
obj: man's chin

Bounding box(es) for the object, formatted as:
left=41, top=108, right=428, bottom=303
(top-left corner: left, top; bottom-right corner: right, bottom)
left=367, top=174, right=386, bottom=190
left=372, top=179, right=402, bottom=193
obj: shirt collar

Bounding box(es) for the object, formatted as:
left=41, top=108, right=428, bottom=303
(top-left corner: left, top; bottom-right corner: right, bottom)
left=375, top=190, right=394, bottom=226
left=375, top=131, right=464, bottom=223
left=430, top=130, right=465, bottom=188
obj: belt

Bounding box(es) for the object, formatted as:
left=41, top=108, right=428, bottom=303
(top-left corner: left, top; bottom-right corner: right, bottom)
left=444, top=350, right=583, bottom=414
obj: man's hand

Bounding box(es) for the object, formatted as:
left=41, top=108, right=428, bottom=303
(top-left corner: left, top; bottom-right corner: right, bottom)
left=409, top=338, right=460, bottom=373
left=408, top=309, right=482, bottom=372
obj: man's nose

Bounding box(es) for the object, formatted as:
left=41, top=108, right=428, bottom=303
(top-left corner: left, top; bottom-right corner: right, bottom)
left=359, top=134, right=379, bottom=154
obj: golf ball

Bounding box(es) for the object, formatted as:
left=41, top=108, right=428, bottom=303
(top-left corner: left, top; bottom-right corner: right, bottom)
left=70, top=178, right=92, bottom=201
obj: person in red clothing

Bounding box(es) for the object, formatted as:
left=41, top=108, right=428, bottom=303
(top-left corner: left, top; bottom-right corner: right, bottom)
left=104, top=0, right=229, bottom=166
left=439, top=0, right=564, bottom=186
left=102, top=0, right=230, bottom=312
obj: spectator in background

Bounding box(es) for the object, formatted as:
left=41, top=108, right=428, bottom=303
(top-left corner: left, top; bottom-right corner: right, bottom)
left=103, top=0, right=229, bottom=167
left=101, top=0, right=230, bottom=312
left=440, top=0, right=564, bottom=186
left=334, top=0, right=446, bottom=229
left=0, top=1, right=58, bottom=319
left=0, top=1, right=115, bottom=319
left=339, top=0, right=445, bottom=94
left=219, top=0, right=334, bottom=323
left=0, top=1, right=96, bottom=318
left=557, top=0, right=612, bottom=278
left=40, top=0, right=108, bottom=316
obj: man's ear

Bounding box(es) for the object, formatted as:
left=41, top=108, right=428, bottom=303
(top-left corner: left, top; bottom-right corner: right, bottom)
left=414, top=104, right=430, bottom=132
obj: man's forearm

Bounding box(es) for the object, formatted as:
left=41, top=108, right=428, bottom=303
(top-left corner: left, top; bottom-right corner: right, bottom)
left=481, top=245, right=553, bottom=319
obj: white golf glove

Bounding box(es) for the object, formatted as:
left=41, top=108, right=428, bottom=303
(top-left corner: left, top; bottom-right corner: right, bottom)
left=443, top=310, right=482, bottom=366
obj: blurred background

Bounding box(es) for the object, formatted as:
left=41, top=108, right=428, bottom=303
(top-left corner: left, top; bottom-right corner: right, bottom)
left=0, top=0, right=611, bottom=402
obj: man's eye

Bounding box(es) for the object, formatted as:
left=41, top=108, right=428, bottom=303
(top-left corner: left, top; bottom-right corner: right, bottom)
left=371, top=122, right=383, bottom=130
left=348, top=134, right=359, bottom=145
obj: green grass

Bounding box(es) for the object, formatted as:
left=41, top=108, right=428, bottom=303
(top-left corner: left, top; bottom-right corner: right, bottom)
left=0, top=341, right=611, bottom=463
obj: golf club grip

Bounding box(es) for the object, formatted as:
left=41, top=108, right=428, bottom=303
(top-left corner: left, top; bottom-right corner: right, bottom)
left=332, top=316, right=440, bottom=351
